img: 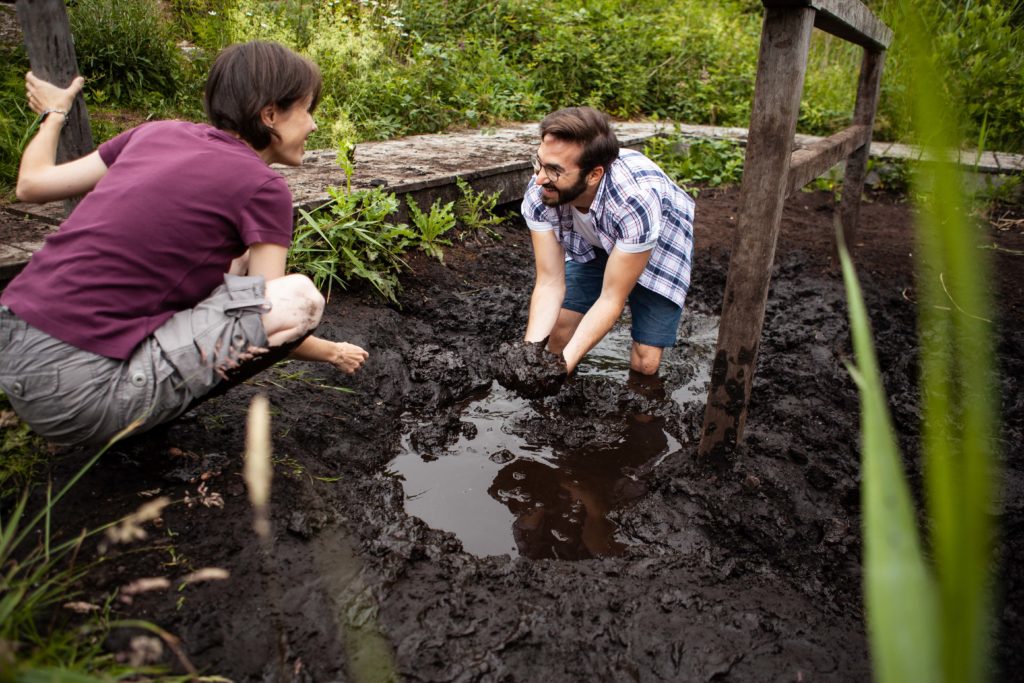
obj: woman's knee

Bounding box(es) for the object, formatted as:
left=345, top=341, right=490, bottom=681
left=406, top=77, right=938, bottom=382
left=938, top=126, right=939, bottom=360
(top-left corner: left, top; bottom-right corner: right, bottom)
left=263, top=274, right=325, bottom=342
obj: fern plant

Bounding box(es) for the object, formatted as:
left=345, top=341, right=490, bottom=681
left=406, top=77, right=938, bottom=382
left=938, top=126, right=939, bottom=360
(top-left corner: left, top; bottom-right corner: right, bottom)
left=406, top=196, right=456, bottom=263
left=455, top=177, right=505, bottom=241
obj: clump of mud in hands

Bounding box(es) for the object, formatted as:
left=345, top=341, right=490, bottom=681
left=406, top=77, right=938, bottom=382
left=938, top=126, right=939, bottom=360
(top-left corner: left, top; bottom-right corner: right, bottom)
left=494, top=339, right=568, bottom=398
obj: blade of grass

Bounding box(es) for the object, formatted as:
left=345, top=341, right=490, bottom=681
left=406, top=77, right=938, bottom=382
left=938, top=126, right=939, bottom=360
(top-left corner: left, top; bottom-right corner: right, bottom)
left=901, top=4, right=998, bottom=681
left=839, top=234, right=941, bottom=683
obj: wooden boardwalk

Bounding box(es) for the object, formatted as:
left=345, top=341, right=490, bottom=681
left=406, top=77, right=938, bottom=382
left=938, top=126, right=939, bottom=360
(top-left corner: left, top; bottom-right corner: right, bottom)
left=1, top=120, right=1020, bottom=281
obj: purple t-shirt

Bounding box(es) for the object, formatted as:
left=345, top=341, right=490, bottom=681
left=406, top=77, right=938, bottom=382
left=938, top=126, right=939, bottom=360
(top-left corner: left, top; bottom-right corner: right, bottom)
left=2, top=121, right=293, bottom=360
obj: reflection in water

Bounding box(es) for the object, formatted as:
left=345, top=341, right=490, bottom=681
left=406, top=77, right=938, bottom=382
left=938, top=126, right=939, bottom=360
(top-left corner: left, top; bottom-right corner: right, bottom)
left=488, top=412, right=671, bottom=560
left=390, top=383, right=680, bottom=559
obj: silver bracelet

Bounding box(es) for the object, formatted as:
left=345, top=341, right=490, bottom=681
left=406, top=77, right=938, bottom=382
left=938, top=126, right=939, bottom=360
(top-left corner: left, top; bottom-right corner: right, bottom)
left=40, top=108, right=69, bottom=127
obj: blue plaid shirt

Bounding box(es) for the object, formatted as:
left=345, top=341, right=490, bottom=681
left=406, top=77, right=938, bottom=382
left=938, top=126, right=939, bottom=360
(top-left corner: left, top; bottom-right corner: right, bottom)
left=522, top=148, right=695, bottom=308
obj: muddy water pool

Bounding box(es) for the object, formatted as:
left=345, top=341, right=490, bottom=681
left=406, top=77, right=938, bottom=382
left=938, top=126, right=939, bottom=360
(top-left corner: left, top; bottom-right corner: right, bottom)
left=388, top=309, right=719, bottom=559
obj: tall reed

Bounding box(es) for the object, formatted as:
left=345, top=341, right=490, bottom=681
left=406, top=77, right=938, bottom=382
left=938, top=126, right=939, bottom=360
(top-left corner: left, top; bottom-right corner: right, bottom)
left=842, top=2, right=999, bottom=680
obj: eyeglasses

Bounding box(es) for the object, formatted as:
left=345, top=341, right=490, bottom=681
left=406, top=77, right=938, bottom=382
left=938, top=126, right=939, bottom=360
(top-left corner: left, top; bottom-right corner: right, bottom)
left=531, top=153, right=575, bottom=183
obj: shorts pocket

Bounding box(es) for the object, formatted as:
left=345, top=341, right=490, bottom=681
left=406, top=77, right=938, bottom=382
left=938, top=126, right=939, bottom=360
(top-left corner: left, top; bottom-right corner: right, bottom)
left=0, top=370, right=59, bottom=402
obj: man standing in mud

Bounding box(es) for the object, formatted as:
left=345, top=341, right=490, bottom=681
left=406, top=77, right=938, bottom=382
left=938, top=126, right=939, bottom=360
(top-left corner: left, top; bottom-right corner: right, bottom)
left=520, top=107, right=695, bottom=376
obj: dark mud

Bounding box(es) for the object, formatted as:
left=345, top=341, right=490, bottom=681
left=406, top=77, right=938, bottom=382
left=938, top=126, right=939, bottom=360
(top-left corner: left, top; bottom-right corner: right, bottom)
left=27, top=187, right=1024, bottom=681
left=492, top=340, right=569, bottom=399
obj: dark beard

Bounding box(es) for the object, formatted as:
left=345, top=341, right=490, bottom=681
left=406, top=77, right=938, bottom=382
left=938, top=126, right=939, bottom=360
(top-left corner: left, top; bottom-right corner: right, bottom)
left=540, top=173, right=589, bottom=207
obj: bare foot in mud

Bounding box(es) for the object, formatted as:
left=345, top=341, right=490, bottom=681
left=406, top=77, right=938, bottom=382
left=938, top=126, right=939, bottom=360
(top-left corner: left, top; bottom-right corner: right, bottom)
left=493, top=340, right=569, bottom=398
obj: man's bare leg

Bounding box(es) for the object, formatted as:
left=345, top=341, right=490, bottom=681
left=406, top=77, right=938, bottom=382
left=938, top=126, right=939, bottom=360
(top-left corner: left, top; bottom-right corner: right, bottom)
left=630, top=341, right=664, bottom=375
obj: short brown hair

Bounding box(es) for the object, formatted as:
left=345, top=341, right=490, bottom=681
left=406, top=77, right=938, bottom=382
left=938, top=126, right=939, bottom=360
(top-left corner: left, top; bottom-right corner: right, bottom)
left=539, top=107, right=619, bottom=173
left=204, top=41, right=322, bottom=150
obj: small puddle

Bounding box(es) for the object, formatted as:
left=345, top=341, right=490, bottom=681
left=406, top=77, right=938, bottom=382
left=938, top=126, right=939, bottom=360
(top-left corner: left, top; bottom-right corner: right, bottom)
left=389, top=312, right=718, bottom=560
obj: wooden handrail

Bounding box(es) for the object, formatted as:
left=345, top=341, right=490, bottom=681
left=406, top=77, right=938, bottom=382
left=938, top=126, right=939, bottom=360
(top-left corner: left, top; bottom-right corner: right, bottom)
left=762, top=0, right=893, bottom=50
left=786, top=123, right=871, bottom=197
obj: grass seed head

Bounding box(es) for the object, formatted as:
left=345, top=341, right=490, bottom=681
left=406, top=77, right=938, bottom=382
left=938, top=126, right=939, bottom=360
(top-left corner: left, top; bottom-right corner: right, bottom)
left=244, top=394, right=273, bottom=541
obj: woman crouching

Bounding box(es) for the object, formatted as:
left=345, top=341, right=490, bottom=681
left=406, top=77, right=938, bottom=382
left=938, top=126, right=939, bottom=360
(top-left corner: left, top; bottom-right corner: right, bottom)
left=0, top=41, right=368, bottom=446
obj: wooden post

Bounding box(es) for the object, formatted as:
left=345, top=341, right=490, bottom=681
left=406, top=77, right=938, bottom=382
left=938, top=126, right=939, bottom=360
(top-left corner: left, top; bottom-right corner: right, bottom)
left=698, top=6, right=815, bottom=462
left=838, top=48, right=886, bottom=249
left=15, top=0, right=93, bottom=214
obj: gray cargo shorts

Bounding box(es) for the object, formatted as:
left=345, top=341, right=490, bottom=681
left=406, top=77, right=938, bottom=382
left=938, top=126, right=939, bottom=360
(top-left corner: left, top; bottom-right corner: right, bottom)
left=0, top=274, right=270, bottom=446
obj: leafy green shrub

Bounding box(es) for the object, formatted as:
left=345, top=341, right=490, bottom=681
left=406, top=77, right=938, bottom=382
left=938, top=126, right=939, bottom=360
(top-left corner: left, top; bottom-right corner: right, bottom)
left=873, top=0, right=1024, bottom=153
left=69, top=0, right=182, bottom=106
left=799, top=32, right=859, bottom=137
left=406, top=196, right=456, bottom=262
left=168, top=0, right=238, bottom=52
left=0, top=47, right=33, bottom=198
left=455, top=177, right=505, bottom=241
left=644, top=134, right=745, bottom=194
left=867, top=157, right=913, bottom=194
left=290, top=186, right=414, bottom=304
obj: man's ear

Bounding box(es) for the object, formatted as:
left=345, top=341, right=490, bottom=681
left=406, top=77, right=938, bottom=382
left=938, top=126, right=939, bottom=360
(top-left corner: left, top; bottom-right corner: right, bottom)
left=587, top=165, right=605, bottom=187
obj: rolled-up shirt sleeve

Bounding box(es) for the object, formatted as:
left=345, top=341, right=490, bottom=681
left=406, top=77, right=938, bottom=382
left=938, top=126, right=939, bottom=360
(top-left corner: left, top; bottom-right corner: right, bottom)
left=613, top=190, right=661, bottom=252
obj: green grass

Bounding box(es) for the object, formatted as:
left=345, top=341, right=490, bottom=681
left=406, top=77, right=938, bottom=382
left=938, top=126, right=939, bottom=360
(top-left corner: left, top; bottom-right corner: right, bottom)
left=0, top=393, right=51, bottom=500
left=0, top=46, right=34, bottom=200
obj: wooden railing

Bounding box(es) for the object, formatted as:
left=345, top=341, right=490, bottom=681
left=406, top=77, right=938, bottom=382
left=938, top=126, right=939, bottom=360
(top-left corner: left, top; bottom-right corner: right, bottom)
left=698, top=0, right=893, bottom=460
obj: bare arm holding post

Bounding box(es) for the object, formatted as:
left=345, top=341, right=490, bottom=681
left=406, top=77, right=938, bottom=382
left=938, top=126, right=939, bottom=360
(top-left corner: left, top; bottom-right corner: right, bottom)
left=16, top=72, right=107, bottom=203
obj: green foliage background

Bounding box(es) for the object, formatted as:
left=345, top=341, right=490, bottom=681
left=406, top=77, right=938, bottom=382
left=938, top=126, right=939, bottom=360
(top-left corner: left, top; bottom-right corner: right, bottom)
left=1, top=0, right=1022, bottom=196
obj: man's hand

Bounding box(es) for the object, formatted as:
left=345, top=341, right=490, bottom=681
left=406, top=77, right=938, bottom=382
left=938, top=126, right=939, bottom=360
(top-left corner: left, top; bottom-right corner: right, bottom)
left=494, top=339, right=569, bottom=398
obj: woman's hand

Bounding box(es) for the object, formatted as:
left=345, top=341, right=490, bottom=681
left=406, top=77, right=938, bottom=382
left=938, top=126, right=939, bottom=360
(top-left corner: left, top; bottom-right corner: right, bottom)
left=290, top=336, right=369, bottom=374
left=25, top=71, right=84, bottom=117
left=326, top=341, right=369, bottom=374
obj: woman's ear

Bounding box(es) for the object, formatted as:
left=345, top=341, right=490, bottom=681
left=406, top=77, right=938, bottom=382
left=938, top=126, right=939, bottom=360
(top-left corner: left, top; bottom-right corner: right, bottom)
left=260, top=104, right=277, bottom=130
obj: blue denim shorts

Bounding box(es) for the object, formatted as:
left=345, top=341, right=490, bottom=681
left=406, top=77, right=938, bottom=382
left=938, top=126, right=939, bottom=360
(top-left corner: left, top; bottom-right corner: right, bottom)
left=562, top=250, right=683, bottom=348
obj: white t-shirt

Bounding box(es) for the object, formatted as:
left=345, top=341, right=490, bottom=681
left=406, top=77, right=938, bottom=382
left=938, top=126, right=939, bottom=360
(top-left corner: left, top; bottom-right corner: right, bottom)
left=569, top=207, right=657, bottom=253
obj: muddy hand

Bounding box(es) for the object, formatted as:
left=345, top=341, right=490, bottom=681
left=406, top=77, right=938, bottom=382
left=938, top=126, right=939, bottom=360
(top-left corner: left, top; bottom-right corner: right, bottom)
left=494, top=339, right=569, bottom=399
left=25, top=71, right=83, bottom=117
left=329, top=341, right=368, bottom=374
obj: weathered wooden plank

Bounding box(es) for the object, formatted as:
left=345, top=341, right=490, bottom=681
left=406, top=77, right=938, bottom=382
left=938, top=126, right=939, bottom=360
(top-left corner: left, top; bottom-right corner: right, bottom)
left=762, top=0, right=893, bottom=50
left=786, top=123, right=871, bottom=196
left=839, top=48, right=886, bottom=247
left=699, top=6, right=816, bottom=461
